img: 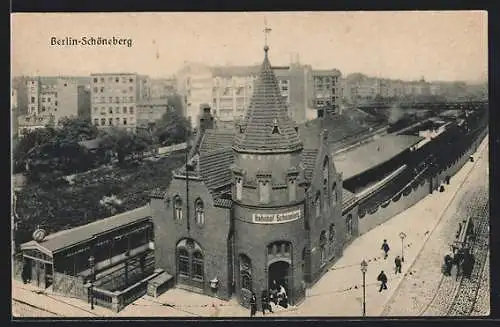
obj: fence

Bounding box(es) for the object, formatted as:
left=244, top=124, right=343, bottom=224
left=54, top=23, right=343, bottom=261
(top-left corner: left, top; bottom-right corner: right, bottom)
left=157, top=142, right=187, bottom=155
left=52, top=272, right=88, bottom=301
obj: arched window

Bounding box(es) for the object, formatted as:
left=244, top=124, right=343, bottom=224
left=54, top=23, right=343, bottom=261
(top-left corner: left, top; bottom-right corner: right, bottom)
left=332, top=182, right=338, bottom=207
left=346, top=214, right=353, bottom=238
left=259, top=181, right=270, bottom=203
left=239, top=254, right=252, bottom=291
left=174, top=196, right=183, bottom=221
left=195, top=198, right=205, bottom=225
left=176, top=239, right=204, bottom=284
left=323, top=157, right=329, bottom=209
left=315, top=191, right=321, bottom=218
left=192, top=251, right=204, bottom=281
left=320, top=231, right=327, bottom=266
left=329, top=224, right=335, bottom=243
left=178, top=248, right=189, bottom=277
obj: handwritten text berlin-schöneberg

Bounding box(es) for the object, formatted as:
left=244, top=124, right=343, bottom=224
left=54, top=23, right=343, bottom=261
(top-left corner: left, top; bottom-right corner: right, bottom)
left=50, top=36, right=133, bottom=48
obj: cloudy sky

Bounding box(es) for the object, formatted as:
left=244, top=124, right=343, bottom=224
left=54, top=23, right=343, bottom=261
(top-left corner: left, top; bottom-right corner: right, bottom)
left=11, top=11, right=487, bottom=82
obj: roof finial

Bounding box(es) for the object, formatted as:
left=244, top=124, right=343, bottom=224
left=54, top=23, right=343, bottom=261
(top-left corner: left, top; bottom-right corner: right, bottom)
left=263, top=17, right=272, bottom=54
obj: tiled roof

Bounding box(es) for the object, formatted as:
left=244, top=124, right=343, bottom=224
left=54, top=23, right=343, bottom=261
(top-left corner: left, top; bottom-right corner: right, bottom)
left=334, top=134, right=424, bottom=180
left=213, top=198, right=233, bottom=208
left=199, top=148, right=234, bottom=191
left=20, top=206, right=152, bottom=253
left=301, top=149, right=319, bottom=182
left=199, top=128, right=234, bottom=153
left=233, top=47, right=303, bottom=153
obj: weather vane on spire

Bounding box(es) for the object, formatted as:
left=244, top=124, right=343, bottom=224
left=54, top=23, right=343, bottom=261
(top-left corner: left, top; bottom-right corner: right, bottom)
left=263, top=18, right=272, bottom=51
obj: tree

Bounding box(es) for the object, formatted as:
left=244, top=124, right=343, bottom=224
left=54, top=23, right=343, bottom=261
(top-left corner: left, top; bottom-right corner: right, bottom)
left=57, top=117, right=99, bottom=142
left=153, top=109, right=191, bottom=146
left=99, top=128, right=153, bottom=164
left=13, top=128, right=58, bottom=173
left=167, top=94, right=184, bottom=116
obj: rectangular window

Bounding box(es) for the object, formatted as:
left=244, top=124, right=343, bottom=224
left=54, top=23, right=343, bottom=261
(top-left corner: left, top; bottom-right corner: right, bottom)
left=123, top=118, right=127, bottom=125
left=179, top=254, right=189, bottom=276
left=109, top=107, right=113, bottom=114
left=123, top=107, right=127, bottom=114
left=42, top=98, right=45, bottom=103
left=108, top=118, right=113, bottom=126
left=94, top=118, right=99, bottom=125
left=31, top=97, right=35, bottom=103
left=101, top=118, right=106, bottom=125
left=115, top=117, right=120, bottom=125
left=129, top=106, right=134, bottom=114
left=193, top=258, right=203, bottom=280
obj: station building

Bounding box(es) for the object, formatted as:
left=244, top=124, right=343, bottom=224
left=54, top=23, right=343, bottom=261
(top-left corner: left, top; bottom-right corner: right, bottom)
left=150, top=45, right=360, bottom=307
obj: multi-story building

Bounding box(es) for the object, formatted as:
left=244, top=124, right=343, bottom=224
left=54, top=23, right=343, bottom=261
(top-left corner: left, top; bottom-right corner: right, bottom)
left=26, top=78, right=40, bottom=116
left=136, top=98, right=169, bottom=129
left=138, top=75, right=151, bottom=101
left=311, top=69, right=342, bottom=115
left=177, top=60, right=317, bottom=126
left=17, top=114, right=54, bottom=138
left=150, top=78, right=177, bottom=99
left=90, top=73, right=144, bottom=132
left=176, top=63, right=214, bottom=128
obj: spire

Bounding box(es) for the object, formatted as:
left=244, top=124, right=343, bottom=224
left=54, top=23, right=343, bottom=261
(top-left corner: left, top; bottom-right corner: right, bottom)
left=233, top=29, right=302, bottom=154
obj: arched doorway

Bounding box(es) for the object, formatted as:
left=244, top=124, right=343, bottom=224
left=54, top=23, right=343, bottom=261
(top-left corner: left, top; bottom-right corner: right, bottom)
left=176, top=238, right=204, bottom=289
left=268, top=260, right=291, bottom=295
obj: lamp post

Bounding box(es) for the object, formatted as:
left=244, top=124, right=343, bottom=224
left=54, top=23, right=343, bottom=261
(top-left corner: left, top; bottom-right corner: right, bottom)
left=360, top=260, right=368, bottom=317
left=88, top=256, right=95, bottom=310
left=399, top=232, right=407, bottom=263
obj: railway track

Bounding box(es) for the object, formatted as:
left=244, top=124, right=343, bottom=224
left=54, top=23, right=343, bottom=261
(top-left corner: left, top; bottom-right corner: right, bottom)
left=419, top=188, right=489, bottom=316
left=446, top=190, right=489, bottom=316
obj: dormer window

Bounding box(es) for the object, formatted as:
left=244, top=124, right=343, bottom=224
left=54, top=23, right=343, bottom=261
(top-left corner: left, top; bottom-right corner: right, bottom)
left=259, top=181, right=270, bottom=203
left=271, top=119, right=280, bottom=134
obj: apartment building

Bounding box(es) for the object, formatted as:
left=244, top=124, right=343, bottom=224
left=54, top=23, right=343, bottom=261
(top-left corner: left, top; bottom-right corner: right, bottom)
left=176, top=63, right=214, bottom=128
left=177, top=60, right=315, bottom=126
left=136, top=98, right=169, bottom=128
left=26, top=78, right=40, bottom=116
left=90, top=73, right=148, bottom=132
left=311, top=69, right=342, bottom=115
left=150, top=78, right=177, bottom=99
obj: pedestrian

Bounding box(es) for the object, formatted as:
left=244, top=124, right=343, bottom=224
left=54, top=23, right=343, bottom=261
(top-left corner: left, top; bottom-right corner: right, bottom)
left=261, top=290, right=273, bottom=315
left=381, top=239, right=390, bottom=259
left=270, top=280, right=279, bottom=305
left=377, top=270, right=388, bottom=292
left=250, top=292, right=257, bottom=317
left=394, top=255, right=402, bottom=274
left=443, top=253, right=453, bottom=276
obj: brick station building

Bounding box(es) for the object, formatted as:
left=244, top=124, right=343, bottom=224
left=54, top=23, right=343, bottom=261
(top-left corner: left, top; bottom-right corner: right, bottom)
left=150, top=45, right=359, bottom=307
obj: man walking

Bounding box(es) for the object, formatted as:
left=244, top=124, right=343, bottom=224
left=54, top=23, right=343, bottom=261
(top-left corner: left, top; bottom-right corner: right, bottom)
left=377, top=270, right=388, bottom=292
left=250, top=292, right=257, bottom=317
left=261, top=290, right=273, bottom=315
left=394, top=255, right=402, bottom=274
left=381, top=239, right=390, bottom=259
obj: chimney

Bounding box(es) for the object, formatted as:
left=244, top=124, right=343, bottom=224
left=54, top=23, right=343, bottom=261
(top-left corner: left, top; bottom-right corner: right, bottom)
left=199, top=103, right=214, bottom=132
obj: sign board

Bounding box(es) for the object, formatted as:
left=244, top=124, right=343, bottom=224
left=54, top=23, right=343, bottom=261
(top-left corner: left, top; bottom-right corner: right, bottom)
left=252, top=209, right=301, bottom=224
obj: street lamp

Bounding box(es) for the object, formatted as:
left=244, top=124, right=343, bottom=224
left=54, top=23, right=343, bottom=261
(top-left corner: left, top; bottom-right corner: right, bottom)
left=360, top=260, right=368, bottom=317
left=399, top=232, right=407, bottom=263
left=88, top=256, right=95, bottom=310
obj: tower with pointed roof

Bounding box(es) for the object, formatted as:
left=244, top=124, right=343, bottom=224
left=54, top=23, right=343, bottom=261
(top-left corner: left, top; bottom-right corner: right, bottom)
left=231, top=38, right=308, bottom=307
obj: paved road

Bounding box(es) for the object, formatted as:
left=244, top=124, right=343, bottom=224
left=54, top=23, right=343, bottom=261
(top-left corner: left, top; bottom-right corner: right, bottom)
left=382, top=138, right=489, bottom=316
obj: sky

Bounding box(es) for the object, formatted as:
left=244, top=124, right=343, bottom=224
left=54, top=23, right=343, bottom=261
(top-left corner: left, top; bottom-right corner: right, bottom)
left=11, top=11, right=488, bottom=83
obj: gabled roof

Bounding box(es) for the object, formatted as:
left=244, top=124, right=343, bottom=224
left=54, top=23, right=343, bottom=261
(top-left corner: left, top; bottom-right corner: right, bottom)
left=199, top=148, right=234, bottom=191
left=233, top=47, right=303, bottom=153
left=20, top=206, right=152, bottom=254
left=199, top=128, right=234, bottom=153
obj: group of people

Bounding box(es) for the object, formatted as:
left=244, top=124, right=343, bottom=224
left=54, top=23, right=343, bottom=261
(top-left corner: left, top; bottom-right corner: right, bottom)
left=376, top=239, right=404, bottom=293
left=443, top=247, right=475, bottom=280
left=249, top=280, right=289, bottom=317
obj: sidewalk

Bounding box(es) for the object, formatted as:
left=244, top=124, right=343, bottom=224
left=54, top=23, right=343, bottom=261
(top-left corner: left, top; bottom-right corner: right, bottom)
left=12, top=136, right=488, bottom=318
